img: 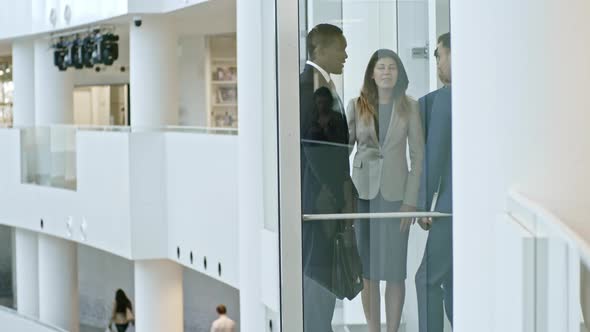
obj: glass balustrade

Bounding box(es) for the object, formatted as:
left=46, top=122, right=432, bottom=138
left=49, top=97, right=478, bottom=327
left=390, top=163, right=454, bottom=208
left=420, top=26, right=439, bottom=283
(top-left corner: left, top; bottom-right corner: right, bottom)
left=20, top=126, right=77, bottom=190
left=14, top=124, right=237, bottom=191
left=531, top=209, right=589, bottom=332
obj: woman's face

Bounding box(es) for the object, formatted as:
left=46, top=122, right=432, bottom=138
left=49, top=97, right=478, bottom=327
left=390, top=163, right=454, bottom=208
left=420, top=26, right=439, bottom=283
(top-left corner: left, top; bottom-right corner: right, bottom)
left=372, top=57, right=398, bottom=90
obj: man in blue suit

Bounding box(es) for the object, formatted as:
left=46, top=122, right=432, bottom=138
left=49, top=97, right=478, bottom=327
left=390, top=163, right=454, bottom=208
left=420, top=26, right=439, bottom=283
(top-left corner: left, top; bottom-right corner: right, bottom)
left=415, top=32, right=453, bottom=332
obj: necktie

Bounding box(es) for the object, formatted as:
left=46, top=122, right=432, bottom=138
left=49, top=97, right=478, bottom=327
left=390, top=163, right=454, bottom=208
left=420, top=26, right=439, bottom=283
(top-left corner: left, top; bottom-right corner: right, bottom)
left=328, top=79, right=344, bottom=115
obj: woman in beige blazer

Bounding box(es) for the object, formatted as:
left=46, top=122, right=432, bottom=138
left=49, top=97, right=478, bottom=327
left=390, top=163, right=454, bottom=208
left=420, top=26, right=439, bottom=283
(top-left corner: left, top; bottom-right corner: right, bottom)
left=347, top=49, right=424, bottom=332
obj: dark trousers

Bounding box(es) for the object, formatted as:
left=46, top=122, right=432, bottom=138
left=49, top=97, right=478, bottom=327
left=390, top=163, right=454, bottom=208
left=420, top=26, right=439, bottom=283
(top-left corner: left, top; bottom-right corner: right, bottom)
left=303, top=275, right=336, bottom=332
left=115, top=323, right=129, bottom=332
left=415, top=218, right=453, bottom=332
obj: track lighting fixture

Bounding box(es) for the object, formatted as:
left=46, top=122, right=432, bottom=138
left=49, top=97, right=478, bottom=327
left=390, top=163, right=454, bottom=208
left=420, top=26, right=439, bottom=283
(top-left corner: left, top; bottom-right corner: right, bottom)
left=51, top=26, right=119, bottom=71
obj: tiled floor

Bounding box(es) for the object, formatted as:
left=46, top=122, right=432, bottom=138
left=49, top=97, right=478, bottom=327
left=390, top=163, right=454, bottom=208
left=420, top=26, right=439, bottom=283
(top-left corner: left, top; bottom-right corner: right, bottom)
left=81, top=324, right=107, bottom=332
left=81, top=324, right=137, bottom=332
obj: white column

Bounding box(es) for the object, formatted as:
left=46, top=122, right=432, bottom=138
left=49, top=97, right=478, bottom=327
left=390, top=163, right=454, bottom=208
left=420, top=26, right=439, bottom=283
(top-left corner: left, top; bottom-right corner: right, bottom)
left=130, top=16, right=179, bottom=127
left=33, top=38, right=74, bottom=126
left=38, top=234, right=79, bottom=332
left=134, top=260, right=183, bottom=332
left=12, top=39, right=35, bottom=126
left=453, top=1, right=590, bottom=331
left=13, top=39, right=37, bottom=182
left=237, top=0, right=265, bottom=328
left=12, top=229, right=39, bottom=317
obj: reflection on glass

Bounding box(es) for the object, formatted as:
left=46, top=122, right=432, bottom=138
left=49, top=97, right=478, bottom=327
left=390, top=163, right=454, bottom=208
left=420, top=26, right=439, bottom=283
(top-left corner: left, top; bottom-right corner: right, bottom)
left=297, top=1, right=452, bottom=331
left=20, top=126, right=77, bottom=190
left=582, top=261, right=590, bottom=330
left=415, top=33, right=453, bottom=332
left=300, top=23, right=360, bottom=332
left=347, top=48, right=423, bottom=332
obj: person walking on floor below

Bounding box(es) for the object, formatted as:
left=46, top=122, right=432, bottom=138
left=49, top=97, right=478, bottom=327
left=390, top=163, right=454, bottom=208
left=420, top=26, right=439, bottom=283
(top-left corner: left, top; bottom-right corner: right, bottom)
left=210, top=304, right=236, bottom=332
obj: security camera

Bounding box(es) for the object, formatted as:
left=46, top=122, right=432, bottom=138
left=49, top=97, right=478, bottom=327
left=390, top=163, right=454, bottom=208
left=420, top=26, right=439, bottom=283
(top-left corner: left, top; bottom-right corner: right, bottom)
left=133, top=16, right=142, bottom=27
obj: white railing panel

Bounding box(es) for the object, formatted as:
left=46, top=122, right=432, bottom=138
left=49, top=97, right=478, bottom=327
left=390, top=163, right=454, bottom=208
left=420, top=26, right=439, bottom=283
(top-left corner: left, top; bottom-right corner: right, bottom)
left=0, top=306, right=66, bottom=332
left=165, top=132, right=239, bottom=288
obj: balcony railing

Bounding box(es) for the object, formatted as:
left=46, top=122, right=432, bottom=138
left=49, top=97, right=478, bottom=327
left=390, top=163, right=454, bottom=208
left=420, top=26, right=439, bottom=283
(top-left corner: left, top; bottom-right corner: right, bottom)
left=508, top=190, right=588, bottom=332
left=12, top=125, right=238, bottom=191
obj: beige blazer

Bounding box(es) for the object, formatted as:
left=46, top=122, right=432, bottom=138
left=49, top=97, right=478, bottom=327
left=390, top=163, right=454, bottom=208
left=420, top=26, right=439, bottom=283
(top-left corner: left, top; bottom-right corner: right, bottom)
left=346, top=97, right=424, bottom=206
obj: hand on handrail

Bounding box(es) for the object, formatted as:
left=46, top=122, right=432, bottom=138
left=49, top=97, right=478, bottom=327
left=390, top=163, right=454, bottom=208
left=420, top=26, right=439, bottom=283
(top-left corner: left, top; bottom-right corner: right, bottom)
left=418, top=217, right=432, bottom=230
left=400, top=204, right=417, bottom=232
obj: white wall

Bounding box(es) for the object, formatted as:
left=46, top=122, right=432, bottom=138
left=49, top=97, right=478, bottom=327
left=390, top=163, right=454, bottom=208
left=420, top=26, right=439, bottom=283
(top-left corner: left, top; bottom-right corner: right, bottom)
left=0, top=129, right=132, bottom=258
left=165, top=132, right=239, bottom=288
left=30, top=0, right=127, bottom=35
left=0, top=1, right=32, bottom=39
left=179, top=35, right=207, bottom=126
left=128, top=133, right=167, bottom=259
left=0, top=127, right=241, bottom=290
left=128, top=0, right=210, bottom=14
left=452, top=0, right=590, bottom=331
left=342, top=1, right=397, bottom=103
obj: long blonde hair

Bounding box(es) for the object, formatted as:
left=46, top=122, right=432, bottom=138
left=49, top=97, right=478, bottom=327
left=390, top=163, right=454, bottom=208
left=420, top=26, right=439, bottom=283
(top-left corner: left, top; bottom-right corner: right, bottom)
left=356, top=49, right=410, bottom=123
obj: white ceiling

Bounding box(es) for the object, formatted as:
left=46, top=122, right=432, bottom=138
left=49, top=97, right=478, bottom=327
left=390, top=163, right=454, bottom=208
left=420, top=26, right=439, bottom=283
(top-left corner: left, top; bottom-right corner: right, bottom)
left=0, top=0, right=236, bottom=57
left=173, top=0, right=236, bottom=36
left=109, top=0, right=236, bottom=36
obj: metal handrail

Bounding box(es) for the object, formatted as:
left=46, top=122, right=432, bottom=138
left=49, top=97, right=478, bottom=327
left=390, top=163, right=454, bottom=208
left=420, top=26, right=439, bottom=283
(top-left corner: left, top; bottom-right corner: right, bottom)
left=303, top=211, right=452, bottom=221
left=508, top=189, right=590, bottom=265
left=5, top=124, right=238, bottom=134
left=0, top=305, right=67, bottom=332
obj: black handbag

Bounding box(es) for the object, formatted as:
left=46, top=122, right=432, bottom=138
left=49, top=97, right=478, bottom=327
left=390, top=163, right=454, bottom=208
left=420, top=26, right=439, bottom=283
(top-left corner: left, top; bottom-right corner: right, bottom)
left=330, top=222, right=364, bottom=300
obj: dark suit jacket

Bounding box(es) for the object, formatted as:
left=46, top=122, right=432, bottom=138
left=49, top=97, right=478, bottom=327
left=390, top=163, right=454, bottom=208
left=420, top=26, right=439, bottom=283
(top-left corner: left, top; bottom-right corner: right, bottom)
left=300, top=64, right=355, bottom=290
left=418, top=86, right=453, bottom=214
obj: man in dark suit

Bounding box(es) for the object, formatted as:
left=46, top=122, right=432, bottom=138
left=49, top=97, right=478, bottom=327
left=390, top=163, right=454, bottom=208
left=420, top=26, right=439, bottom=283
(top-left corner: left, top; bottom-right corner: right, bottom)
left=299, top=23, right=356, bottom=332
left=415, top=32, right=453, bottom=332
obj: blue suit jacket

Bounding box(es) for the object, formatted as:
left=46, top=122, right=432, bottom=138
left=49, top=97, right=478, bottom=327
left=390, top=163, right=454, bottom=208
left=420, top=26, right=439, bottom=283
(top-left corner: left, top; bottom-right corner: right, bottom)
left=418, top=86, right=453, bottom=214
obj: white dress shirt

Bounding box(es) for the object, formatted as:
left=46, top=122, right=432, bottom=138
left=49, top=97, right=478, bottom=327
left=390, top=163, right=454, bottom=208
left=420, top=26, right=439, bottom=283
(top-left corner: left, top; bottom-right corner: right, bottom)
left=306, top=60, right=331, bottom=83
left=305, top=60, right=344, bottom=113
left=210, top=314, right=236, bottom=332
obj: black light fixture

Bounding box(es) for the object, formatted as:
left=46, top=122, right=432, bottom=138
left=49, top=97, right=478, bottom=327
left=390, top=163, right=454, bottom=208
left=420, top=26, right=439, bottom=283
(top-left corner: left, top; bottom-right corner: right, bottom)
left=81, top=36, right=95, bottom=68
left=51, top=26, right=119, bottom=71
left=92, top=32, right=119, bottom=66
left=63, top=36, right=84, bottom=69
left=53, top=39, right=68, bottom=71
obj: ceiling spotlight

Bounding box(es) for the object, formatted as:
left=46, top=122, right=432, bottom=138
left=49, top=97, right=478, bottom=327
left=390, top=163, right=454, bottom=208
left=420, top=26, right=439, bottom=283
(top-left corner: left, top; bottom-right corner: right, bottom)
left=64, top=38, right=83, bottom=69
left=81, top=36, right=94, bottom=68
left=92, top=32, right=119, bottom=66
left=53, top=39, right=68, bottom=71
left=52, top=27, right=119, bottom=70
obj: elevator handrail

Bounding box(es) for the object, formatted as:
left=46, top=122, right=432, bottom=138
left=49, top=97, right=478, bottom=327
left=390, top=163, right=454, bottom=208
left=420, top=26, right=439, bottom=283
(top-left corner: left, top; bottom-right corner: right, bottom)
left=303, top=211, right=451, bottom=221
left=0, top=305, right=67, bottom=332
